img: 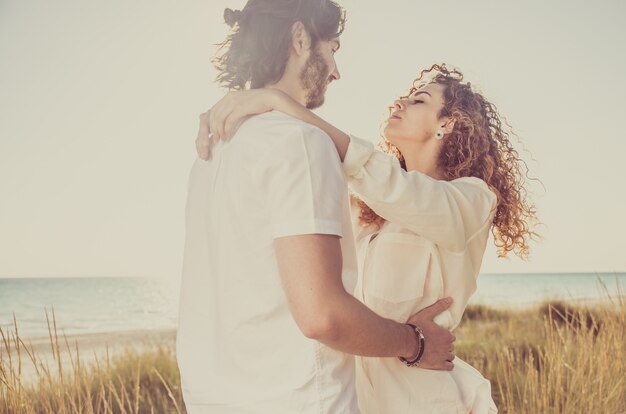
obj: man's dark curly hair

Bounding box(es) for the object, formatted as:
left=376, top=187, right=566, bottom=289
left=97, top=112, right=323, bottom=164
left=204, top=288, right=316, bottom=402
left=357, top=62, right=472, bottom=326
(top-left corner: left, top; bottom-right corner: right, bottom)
left=213, top=0, right=346, bottom=90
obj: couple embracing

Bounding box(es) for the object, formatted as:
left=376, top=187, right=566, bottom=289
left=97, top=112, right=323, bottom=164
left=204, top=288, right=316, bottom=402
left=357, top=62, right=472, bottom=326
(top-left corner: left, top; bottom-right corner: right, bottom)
left=177, top=1, right=535, bottom=413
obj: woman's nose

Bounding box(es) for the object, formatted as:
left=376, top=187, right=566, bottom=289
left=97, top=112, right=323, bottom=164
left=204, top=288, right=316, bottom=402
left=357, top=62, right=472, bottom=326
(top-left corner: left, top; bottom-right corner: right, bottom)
left=393, top=99, right=405, bottom=110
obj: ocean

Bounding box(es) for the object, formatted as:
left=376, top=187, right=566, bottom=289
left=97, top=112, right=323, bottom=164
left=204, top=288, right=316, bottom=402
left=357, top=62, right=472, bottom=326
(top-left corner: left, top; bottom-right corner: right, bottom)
left=0, top=277, right=179, bottom=339
left=1, top=273, right=624, bottom=339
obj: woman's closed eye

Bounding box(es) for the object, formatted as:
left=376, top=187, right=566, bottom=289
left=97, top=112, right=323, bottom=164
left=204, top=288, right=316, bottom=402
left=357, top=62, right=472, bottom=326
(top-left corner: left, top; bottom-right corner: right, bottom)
left=410, top=99, right=424, bottom=104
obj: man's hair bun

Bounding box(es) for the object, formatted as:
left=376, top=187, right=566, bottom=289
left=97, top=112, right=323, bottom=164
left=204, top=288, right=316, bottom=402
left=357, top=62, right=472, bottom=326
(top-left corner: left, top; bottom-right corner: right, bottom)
left=224, top=8, right=243, bottom=27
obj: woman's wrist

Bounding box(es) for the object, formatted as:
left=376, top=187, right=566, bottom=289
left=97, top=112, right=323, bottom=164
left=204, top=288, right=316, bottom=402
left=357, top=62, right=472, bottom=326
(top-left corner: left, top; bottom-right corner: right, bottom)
left=267, top=88, right=289, bottom=112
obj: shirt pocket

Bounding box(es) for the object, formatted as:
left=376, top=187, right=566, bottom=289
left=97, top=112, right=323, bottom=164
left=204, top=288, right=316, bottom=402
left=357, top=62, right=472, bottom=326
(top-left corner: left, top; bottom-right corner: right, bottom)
left=366, top=232, right=433, bottom=303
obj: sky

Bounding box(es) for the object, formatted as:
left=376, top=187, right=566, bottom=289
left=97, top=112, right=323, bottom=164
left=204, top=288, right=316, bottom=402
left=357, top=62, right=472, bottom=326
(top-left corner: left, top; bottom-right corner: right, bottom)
left=1, top=0, right=625, bottom=279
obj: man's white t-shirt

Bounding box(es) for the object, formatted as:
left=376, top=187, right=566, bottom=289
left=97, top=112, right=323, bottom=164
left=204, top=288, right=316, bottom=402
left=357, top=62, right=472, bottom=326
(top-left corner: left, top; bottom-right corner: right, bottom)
left=176, top=111, right=359, bottom=414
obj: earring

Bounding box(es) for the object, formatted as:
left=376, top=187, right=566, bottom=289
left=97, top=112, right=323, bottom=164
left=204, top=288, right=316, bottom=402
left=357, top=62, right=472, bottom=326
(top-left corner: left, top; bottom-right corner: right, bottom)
left=435, top=130, right=444, bottom=140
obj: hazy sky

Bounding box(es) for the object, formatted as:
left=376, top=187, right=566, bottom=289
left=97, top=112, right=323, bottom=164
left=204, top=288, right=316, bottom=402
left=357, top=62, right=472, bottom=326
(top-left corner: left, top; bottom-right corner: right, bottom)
left=1, top=0, right=625, bottom=279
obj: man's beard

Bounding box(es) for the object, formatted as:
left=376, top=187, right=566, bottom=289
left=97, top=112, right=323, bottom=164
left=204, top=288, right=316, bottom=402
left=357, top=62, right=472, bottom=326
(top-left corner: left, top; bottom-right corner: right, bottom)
left=300, top=48, right=330, bottom=109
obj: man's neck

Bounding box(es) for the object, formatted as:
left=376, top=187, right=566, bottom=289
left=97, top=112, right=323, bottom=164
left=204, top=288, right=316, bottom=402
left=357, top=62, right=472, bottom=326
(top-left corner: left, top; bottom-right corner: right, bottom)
left=266, top=77, right=307, bottom=107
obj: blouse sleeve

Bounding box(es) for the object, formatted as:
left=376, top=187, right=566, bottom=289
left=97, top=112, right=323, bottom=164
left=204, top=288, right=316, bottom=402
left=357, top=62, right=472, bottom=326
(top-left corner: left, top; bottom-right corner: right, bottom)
left=343, top=135, right=498, bottom=252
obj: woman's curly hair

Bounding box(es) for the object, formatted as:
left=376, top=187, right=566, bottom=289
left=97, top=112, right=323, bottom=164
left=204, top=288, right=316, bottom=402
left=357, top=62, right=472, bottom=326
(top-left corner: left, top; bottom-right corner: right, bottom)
left=358, top=64, right=539, bottom=259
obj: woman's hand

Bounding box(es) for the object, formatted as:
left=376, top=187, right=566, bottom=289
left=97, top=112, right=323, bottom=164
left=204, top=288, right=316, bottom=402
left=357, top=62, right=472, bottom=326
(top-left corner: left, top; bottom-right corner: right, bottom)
left=195, top=89, right=282, bottom=160
left=195, top=87, right=350, bottom=162
left=196, top=111, right=215, bottom=161
left=210, top=89, right=282, bottom=140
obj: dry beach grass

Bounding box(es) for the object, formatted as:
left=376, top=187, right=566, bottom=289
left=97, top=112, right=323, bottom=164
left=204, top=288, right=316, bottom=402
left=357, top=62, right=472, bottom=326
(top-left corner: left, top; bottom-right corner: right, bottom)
left=457, top=295, right=626, bottom=413
left=0, top=309, right=182, bottom=414
left=1, top=294, right=625, bottom=413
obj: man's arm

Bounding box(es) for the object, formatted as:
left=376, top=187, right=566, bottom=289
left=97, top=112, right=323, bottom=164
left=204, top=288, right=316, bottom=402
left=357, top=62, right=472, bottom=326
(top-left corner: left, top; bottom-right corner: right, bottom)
left=275, top=233, right=456, bottom=370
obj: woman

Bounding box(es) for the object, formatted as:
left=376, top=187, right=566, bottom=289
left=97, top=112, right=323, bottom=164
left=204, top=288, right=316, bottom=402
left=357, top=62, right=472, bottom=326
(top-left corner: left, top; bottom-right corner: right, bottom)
left=197, top=64, right=537, bottom=414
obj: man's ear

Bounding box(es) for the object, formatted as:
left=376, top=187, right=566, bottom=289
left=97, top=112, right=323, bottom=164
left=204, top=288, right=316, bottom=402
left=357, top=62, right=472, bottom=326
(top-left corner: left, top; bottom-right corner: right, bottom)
left=291, top=21, right=311, bottom=56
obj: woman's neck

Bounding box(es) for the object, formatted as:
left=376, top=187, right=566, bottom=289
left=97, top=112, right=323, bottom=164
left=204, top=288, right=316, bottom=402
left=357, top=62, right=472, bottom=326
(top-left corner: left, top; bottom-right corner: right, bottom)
left=397, top=140, right=445, bottom=180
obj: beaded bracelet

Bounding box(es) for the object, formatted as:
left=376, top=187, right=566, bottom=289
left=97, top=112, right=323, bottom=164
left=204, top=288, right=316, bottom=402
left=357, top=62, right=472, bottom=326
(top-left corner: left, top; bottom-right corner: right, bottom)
left=398, top=323, right=425, bottom=367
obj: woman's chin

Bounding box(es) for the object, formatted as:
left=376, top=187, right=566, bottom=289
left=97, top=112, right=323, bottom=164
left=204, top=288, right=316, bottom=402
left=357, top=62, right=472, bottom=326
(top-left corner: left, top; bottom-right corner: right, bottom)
left=384, top=130, right=399, bottom=146
left=383, top=125, right=396, bottom=140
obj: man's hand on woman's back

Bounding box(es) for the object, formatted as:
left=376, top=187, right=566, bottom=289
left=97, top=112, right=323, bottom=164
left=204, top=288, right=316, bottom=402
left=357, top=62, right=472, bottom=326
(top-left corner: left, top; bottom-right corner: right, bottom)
left=407, top=298, right=456, bottom=371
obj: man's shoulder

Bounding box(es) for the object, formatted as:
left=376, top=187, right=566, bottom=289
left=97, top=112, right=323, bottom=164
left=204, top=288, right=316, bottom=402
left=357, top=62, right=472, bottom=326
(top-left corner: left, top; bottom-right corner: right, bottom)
left=241, top=111, right=330, bottom=141
left=236, top=111, right=336, bottom=159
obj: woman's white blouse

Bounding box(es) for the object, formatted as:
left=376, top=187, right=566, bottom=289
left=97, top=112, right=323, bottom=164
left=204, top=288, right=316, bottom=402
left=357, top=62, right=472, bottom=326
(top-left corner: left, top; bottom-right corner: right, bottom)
left=344, top=135, right=499, bottom=414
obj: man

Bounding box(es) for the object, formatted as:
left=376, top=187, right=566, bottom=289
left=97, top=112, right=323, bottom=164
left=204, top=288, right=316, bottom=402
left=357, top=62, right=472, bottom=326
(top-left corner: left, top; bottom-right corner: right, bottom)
left=177, top=1, right=455, bottom=413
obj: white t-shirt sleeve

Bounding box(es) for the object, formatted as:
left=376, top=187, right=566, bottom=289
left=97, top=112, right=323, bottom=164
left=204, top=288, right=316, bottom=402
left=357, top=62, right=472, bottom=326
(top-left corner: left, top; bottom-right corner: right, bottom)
left=343, top=134, right=498, bottom=252
left=263, top=126, right=345, bottom=239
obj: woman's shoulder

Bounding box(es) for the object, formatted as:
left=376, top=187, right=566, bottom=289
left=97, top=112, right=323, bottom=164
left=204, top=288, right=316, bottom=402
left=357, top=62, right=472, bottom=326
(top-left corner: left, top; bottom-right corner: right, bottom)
left=450, top=176, right=498, bottom=209
left=450, top=175, right=488, bottom=189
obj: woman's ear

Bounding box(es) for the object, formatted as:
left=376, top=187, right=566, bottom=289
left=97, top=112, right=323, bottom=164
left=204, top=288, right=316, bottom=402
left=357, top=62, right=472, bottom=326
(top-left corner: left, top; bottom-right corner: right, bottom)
left=291, top=21, right=311, bottom=56
left=441, top=117, right=456, bottom=134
